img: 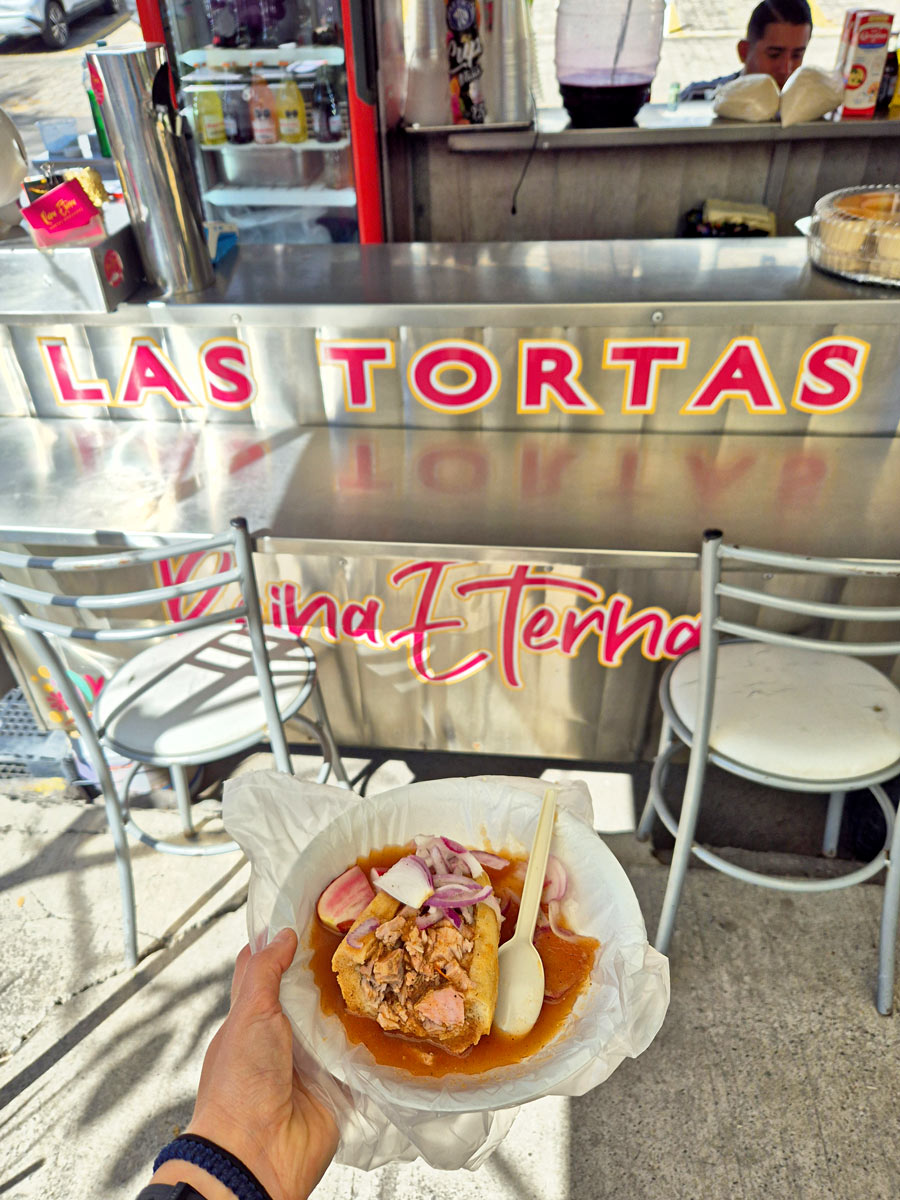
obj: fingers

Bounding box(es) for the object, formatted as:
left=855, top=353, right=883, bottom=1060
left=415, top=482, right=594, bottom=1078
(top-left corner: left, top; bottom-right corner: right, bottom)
left=232, top=928, right=298, bottom=1014
left=230, top=943, right=252, bottom=1007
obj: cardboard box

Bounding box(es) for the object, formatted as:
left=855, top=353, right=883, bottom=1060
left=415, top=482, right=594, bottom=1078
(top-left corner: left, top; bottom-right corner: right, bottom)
left=836, top=10, right=895, bottom=118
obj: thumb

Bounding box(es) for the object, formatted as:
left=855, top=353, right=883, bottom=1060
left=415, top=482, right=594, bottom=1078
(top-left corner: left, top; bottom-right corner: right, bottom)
left=235, top=927, right=298, bottom=1014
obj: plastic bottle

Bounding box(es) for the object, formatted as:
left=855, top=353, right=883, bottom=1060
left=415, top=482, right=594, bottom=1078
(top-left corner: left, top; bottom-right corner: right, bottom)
left=223, top=73, right=254, bottom=144
left=250, top=67, right=280, bottom=144
left=312, top=65, right=342, bottom=142
left=83, top=59, right=111, bottom=157
left=207, top=0, right=249, bottom=48
left=278, top=69, right=308, bottom=143
left=313, top=0, right=341, bottom=46
left=193, top=79, right=227, bottom=146
left=876, top=36, right=898, bottom=115
left=555, top=0, right=665, bottom=127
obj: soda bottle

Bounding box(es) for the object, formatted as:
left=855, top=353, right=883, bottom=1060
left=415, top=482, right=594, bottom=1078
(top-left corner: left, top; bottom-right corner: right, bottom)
left=277, top=70, right=308, bottom=143
left=207, top=0, right=249, bottom=48
left=193, top=79, right=227, bottom=146
left=312, top=65, right=342, bottom=142
left=876, top=37, right=898, bottom=116
left=258, top=0, right=283, bottom=47
left=250, top=68, right=280, bottom=143
left=223, top=74, right=254, bottom=144
left=313, top=0, right=341, bottom=45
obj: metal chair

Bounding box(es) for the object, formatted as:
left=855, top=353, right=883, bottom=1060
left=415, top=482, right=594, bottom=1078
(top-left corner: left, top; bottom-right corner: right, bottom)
left=637, top=529, right=900, bottom=1015
left=0, top=517, right=349, bottom=967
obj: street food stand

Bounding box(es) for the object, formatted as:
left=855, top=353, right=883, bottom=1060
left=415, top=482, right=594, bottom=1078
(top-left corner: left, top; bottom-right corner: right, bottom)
left=393, top=104, right=900, bottom=240
left=2, top=236, right=900, bottom=761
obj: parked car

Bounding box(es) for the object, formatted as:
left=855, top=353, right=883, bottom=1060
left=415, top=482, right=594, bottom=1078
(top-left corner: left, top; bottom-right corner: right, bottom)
left=0, top=0, right=123, bottom=49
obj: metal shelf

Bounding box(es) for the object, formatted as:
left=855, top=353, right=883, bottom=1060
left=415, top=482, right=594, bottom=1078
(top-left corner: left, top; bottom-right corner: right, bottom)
left=205, top=185, right=357, bottom=208
left=198, top=138, right=350, bottom=153
left=180, top=46, right=344, bottom=69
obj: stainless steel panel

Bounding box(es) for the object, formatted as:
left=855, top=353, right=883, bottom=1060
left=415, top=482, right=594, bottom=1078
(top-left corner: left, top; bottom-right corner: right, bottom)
left=0, top=226, right=143, bottom=314
left=86, top=44, right=214, bottom=297
left=2, top=418, right=899, bottom=760
left=212, top=144, right=324, bottom=188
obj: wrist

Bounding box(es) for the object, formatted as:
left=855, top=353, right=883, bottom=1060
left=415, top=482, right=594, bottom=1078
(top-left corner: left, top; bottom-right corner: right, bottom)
left=152, top=1134, right=274, bottom=1200
left=149, top=1160, right=237, bottom=1200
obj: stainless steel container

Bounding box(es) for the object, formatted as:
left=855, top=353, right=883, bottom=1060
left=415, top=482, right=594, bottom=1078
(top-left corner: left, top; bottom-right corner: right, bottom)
left=214, top=144, right=324, bottom=188
left=85, top=43, right=214, bottom=297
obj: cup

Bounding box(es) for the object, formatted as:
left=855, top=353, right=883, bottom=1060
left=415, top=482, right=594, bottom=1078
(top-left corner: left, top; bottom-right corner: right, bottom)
left=36, top=118, right=80, bottom=159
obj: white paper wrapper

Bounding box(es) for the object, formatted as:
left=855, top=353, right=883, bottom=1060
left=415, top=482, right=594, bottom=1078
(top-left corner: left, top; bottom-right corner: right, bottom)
left=713, top=73, right=780, bottom=122
left=223, top=771, right=669, bottom=1171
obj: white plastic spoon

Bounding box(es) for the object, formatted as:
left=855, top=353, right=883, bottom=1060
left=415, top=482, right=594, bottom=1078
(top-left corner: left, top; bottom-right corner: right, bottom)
left=493, top=787, right=558, bottom=1037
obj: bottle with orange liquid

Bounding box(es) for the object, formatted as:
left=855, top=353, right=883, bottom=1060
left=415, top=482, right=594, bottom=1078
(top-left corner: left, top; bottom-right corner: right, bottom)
left=249, top=66, right=279, bottom=144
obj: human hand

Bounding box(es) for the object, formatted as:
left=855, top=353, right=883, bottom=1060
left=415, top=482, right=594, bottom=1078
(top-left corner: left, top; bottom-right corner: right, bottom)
left=151, top=928, right=338, bottom=1200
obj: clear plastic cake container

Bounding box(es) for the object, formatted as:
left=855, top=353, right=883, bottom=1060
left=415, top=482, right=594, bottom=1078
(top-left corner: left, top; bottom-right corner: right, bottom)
left=807, top=185, right=900, bottom=287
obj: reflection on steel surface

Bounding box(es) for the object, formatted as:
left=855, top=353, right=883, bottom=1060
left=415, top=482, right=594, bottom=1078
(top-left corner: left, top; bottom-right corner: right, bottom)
left=2, top=419, right=900, bottom=760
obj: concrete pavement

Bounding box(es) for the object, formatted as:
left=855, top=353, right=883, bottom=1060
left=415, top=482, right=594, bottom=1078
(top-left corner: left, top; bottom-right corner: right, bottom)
left=1, top=753, right=899, bottom=1200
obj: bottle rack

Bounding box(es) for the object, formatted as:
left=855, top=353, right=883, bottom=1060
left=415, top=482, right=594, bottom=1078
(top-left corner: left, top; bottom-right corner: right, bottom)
left=184, top=64, right=354, bottom=205
left=180, top=46, right=345, bottom=69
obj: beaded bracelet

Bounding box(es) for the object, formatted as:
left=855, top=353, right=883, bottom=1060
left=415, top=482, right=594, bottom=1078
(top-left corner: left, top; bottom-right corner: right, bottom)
left=153, top=1134, right=273, bottom=1200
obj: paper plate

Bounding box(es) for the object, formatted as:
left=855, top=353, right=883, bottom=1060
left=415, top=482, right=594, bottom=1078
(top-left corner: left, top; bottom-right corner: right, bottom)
left=270, top=777, right=657, bottom=1114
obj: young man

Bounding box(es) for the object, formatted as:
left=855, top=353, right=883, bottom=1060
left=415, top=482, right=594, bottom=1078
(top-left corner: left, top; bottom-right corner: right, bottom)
left=680, top=0, right=813, bottom=101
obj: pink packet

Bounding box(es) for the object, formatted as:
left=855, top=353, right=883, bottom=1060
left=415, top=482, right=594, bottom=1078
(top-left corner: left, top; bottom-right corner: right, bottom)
left=21, top=178, right=105, bottom=247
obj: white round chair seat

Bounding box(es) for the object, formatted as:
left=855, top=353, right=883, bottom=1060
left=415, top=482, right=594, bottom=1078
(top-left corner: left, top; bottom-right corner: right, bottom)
left=95, top=623, right=316, bottom=765
left=667, top=641, right=900, bottom=783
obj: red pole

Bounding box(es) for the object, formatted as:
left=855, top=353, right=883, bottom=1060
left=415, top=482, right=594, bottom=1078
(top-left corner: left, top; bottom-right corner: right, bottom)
left=341, top=0, right=385, bottom=243
left=134, top=0, right=166, bottom=44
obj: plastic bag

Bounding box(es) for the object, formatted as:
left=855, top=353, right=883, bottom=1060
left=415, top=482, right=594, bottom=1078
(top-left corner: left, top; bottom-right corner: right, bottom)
left=713, top=72, right=780, bottom=121
left=223, top=771, right=669, bottom=1171
left=780, top=66, right=844, bottom=127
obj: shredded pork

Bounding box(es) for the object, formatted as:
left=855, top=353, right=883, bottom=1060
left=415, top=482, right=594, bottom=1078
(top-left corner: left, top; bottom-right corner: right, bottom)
left=358, top=912, right=475, bottom=1035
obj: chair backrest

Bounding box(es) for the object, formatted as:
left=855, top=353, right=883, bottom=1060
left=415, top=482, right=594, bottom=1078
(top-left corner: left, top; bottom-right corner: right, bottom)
left=701, top=528, right=900, bottom=658
left=0, top=516, right=293, bottom=776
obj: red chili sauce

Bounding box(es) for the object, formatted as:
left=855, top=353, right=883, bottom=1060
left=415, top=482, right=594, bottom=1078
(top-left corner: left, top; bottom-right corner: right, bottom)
left=308, top=843, right=600, bottom=1077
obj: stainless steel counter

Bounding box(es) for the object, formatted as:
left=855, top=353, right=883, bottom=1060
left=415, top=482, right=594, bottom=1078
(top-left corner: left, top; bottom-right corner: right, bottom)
left=442, top=104, right=900, bottom=151
left=2, top=238, right=900, bottom=762
left=2, top=418, right=900, bottom=562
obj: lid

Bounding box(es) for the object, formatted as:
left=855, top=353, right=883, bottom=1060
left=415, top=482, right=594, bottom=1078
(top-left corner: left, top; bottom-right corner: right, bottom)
left=807, top=185, right=900, bottom=288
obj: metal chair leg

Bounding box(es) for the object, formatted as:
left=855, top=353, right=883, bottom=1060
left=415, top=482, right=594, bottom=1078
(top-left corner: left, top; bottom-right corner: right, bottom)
left=637, top=713, right=673, bottom=841
left=655, top=745, right=710, bottom=957
left=171, top=764, right=195, bottom=838
left=99, top=779, right=138, bottom=968
left=876, top=784, right=900, bottom=1016
left=311, top=682, right=351, bottom=787
left=823, top=790, right=845, bottom=858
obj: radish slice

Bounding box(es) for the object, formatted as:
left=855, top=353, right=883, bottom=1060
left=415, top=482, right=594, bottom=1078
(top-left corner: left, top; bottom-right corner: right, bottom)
left=378, top=854, right=435, bottom=908
left=346, top=917, right=379, bottom=948
left=316, top=865, right=375, bottom=934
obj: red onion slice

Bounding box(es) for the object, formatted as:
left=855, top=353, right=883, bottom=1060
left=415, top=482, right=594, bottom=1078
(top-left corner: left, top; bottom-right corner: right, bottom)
left=416, top=907, right=443, bottom=931
left=346, top=917, right=379, bottom=948
left=440, top=836, right=467, bottom=854
left=547, top=899, right=578, bottom=941
left=430, top=883, right=493, bottom=906
left=471, top=850, right=509, bottom=871
left=541, top=855, right=568, bottom=904
left=378, top=854, right=434, bottom=908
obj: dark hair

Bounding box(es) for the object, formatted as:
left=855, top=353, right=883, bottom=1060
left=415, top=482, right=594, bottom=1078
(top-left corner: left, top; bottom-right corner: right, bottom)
left=747, top=0, right=812, bottom=42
